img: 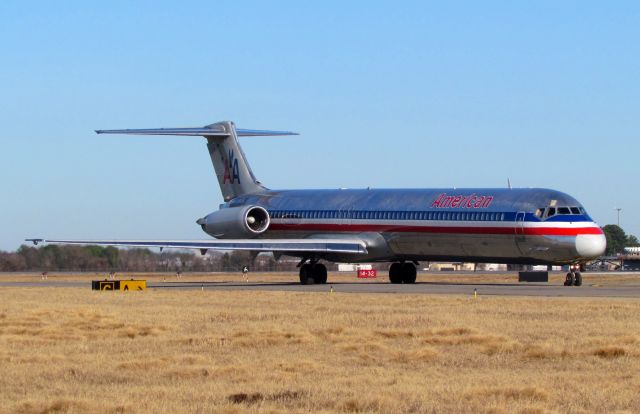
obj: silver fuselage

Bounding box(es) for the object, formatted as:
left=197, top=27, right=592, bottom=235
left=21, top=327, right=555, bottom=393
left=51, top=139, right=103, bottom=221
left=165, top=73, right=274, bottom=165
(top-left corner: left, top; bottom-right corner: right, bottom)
left=205, top=187, right=606, bottom=265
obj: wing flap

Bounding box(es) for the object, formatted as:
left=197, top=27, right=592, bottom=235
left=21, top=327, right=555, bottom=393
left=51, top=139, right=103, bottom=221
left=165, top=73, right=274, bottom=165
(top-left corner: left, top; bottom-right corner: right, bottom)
left=25, top=238, right=368, bottom=254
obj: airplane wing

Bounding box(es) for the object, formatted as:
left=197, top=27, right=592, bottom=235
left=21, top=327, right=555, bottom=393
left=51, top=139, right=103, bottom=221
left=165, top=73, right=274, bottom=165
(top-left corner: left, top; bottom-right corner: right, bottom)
left=25, top=238, right=368, bottom=255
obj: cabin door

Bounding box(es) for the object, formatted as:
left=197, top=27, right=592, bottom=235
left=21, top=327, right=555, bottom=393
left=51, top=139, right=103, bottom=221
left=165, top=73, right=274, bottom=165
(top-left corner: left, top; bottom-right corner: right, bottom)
left=514, top=211, right=527, bottom=254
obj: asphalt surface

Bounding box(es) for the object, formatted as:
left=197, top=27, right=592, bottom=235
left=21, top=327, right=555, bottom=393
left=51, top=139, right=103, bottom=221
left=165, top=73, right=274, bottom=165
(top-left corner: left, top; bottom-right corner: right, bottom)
left=2, top=279, right=640, bottom=297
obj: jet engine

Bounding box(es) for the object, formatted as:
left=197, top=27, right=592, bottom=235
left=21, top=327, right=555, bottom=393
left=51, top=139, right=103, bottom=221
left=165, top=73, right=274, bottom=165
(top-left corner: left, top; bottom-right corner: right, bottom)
left=198, top=205, right=270, bottom=238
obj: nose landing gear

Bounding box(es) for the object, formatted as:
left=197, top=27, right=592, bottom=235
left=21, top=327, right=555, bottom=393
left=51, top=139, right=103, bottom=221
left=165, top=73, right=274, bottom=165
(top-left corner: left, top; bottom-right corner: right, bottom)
left=564, top=264, right=583, bottom=286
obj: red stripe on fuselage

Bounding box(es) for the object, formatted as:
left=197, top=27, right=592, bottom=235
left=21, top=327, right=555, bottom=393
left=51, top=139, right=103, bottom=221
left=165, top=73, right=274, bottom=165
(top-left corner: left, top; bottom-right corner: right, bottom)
left=268, top=223, right=603, bottom=236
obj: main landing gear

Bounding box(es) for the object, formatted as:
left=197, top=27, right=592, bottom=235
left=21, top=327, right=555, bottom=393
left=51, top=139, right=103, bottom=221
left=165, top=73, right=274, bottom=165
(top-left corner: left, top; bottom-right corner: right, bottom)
left=389, top=262, right=417, bottom=284
left=299, top=262, right=328, bottom=285
left=564, top=264, right=583, bottom=287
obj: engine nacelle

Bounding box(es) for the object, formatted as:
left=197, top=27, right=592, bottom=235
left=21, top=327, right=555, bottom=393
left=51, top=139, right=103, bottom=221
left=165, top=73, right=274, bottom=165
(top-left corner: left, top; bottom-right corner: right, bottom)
left=198, top=205, right=270, bottom=239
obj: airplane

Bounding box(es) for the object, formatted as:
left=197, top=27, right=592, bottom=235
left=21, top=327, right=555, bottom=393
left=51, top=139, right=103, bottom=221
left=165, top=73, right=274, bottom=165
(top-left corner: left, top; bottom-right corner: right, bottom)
left=27, top=120, right=606, bottom=287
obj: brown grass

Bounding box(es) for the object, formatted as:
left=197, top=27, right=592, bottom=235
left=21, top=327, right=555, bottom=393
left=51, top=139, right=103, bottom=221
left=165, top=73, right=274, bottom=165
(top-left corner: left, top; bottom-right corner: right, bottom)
left=2, top=275, right=640, bottom=413
left=593, top=346, right=627, bottom=358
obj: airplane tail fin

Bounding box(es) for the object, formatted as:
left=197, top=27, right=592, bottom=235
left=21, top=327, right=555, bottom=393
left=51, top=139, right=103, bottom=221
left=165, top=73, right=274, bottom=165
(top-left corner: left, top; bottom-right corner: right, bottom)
left=96, top=121, right=298, bottom=201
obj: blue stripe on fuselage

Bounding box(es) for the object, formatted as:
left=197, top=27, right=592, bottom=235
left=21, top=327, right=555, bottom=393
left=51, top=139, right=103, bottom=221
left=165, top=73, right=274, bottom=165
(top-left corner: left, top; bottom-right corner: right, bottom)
left=264, top=209, right=591, bottom=223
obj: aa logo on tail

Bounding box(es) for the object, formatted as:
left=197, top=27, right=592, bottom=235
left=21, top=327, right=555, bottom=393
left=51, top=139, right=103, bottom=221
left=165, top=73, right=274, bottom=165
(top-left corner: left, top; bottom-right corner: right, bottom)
left=223, top=149, right=240, bottom=184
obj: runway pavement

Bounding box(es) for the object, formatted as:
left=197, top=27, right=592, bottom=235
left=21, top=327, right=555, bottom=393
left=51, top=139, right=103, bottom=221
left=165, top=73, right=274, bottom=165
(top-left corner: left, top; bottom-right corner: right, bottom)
left=2, top=279, right=640, bottom=297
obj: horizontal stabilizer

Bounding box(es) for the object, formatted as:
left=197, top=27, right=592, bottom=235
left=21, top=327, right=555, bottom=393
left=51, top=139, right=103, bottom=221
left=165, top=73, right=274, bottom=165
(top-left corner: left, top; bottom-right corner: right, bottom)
left=96, top=126, right=298, bottom=137
left=25, top=238, right=368, bottom=254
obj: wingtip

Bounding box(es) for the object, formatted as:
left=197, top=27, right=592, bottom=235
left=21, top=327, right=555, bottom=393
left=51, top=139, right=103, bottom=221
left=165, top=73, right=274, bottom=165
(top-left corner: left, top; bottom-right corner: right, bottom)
left=25, top=238, right=44, bottom=246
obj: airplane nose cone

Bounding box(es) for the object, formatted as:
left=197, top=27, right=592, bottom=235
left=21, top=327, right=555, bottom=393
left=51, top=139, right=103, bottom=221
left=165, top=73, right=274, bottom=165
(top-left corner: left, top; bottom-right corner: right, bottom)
left=575, top=234, right=606, bottom=258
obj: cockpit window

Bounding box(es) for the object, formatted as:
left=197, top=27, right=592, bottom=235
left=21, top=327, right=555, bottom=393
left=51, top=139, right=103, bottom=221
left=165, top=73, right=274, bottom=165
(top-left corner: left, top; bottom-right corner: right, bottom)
left=535, top=208, right=544, bottom=218
left=546, top=207, right=556, bottom=218
left=570, top=207, right=581, bottom=214
left=579, top=207, right=587, bottom=215
left=558, top=207, right=571, bottom=215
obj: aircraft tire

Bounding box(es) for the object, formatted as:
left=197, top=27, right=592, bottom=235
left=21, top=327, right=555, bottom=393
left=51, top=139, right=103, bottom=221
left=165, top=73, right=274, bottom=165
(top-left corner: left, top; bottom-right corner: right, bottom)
left=401, top=263, right=417, bottom=284
left=389, top=263, right=403, bottom=284
left=313, top=264, right=328, bottom=284
left=564, top=272, right=575, bottom=286
left=574, top=272, right=582, bottom=286
left=299, top=264, right=315, bottom=285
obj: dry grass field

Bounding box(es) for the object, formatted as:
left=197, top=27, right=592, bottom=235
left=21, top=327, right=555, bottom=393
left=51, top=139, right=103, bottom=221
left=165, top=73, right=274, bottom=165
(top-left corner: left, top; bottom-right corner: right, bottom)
left=1, top=276, right=640, bottom=413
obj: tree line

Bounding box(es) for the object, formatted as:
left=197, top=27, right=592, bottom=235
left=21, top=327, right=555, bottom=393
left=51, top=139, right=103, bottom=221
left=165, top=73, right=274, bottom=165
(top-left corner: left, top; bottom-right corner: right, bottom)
left=602, top=225, right=639, bottom=256
left=0, top=245, right=299, bottom=272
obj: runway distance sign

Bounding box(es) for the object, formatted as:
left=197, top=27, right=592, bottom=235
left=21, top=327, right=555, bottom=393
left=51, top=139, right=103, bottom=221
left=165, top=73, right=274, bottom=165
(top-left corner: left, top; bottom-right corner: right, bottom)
left=357, top=269, right=377, bottom=279
left=91, top=280, right=147, bottom=291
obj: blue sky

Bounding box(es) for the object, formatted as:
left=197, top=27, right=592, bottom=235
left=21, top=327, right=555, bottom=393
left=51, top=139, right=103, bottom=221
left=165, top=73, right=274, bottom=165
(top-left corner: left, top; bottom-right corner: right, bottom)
left=1, top=1, right=638, bottom=251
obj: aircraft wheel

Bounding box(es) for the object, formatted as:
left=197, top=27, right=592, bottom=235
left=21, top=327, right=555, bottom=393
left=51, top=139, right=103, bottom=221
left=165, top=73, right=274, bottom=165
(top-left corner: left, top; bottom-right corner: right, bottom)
left=389, top=263, right=403, bottom=284
left=299, top=264, right=315, bottom=285
left=401, top=263, right=417, bottom=284
left=564, top=272, right=575, bottom=286
left=313, top=263, right=328, bottom=284
left=574, top=272, right=582, bottom=286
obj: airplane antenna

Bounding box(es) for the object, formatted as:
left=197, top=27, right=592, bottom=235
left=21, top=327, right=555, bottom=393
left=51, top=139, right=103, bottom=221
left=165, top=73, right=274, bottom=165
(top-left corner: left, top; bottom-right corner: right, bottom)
left=507, top=178, right=512, bottom=189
